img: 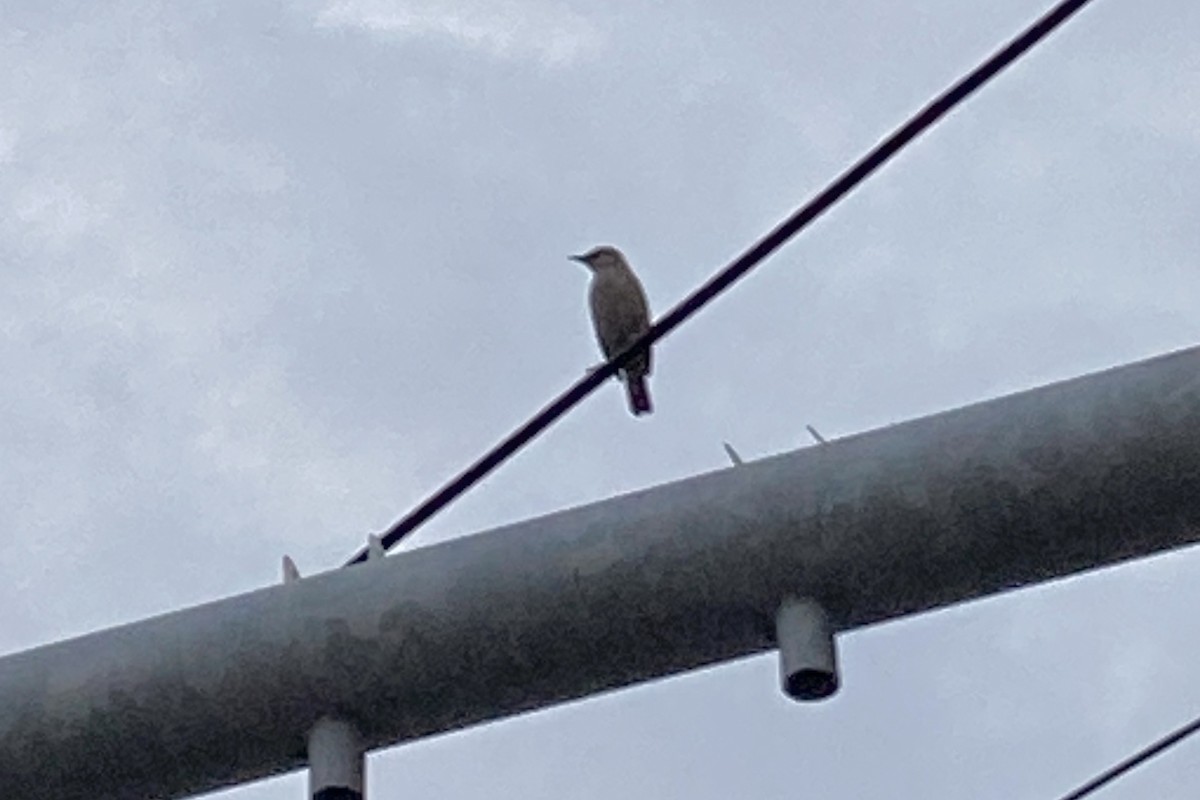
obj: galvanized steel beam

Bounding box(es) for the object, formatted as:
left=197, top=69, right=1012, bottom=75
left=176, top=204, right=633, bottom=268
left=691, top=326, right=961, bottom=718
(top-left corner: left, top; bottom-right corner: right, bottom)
left=4, top=345, right=1200, bottom=798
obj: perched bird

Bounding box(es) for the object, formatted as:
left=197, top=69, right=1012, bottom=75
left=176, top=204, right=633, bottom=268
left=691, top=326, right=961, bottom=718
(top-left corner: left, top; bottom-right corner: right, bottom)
left=570, top=245, right=654, bottom=416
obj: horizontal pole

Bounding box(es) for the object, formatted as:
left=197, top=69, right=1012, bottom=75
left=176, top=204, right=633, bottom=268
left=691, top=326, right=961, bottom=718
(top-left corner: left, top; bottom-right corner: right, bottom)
left=5, top=345, right=1200, bottom=799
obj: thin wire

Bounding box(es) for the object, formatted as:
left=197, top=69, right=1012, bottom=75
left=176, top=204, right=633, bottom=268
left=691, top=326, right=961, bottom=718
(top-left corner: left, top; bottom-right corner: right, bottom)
left=1055, top=713, right=1200, bottom=800
left=345, top=0, right=1097, bottom=565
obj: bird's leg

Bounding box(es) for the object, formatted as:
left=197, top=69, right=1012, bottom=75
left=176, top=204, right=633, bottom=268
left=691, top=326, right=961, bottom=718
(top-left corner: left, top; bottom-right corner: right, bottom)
left=583, top=363, right=623, bottom=382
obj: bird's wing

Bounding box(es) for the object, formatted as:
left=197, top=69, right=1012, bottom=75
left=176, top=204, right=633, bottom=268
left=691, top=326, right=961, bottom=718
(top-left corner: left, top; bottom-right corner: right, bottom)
left=589, top=272, right=653, bottom=373
left=631, top=277, right=652, bottom=375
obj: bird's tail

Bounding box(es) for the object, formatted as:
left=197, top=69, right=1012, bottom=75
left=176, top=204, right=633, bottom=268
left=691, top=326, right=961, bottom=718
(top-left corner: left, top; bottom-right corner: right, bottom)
left=625, top=375, right=652, bottom=416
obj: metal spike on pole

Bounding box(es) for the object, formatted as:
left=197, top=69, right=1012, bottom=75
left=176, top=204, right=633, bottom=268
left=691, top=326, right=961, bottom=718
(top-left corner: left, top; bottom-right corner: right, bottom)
left=282, top=556, right=301, bottom=584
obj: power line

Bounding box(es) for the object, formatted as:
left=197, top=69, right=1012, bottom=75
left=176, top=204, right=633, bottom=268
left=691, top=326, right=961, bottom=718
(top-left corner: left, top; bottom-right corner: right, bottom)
left=345, top=0, right=1097, bottom=566
left=1055, top=713, right=1200, bottom=800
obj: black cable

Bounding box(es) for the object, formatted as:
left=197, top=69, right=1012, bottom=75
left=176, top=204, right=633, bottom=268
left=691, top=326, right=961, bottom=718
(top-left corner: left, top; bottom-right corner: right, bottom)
left=345, top=0, right=1097, bottom=565
left=1055, top=713, right=1200, bottom=800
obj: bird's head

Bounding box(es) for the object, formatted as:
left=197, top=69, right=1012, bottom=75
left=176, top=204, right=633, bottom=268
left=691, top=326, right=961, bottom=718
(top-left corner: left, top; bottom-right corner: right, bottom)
left=569, top=245, right=626, bottom=272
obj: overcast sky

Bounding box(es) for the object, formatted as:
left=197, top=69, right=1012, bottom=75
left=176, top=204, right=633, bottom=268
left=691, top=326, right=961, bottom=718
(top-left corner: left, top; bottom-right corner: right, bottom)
left=3, top=0, right=1200, bottom=797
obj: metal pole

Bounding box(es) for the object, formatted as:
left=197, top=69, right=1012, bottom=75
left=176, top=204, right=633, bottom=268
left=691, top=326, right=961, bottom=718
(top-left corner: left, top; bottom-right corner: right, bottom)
left=776, top=598, right=838, bottom=701
left=309, top=718, right=364, bottom=800
left=4, top=344, right=1200, bottom=799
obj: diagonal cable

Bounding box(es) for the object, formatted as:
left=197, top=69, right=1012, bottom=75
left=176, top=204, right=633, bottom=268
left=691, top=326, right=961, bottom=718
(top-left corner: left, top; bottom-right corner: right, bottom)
left=1055, top=713, right=1200, bottom=800
left=345, top=0, right=1097, bottom=565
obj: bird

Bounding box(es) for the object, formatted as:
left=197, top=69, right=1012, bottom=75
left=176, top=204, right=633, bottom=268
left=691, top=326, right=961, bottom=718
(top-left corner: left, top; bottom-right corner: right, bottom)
left=570, top=245, right=654, bottom=416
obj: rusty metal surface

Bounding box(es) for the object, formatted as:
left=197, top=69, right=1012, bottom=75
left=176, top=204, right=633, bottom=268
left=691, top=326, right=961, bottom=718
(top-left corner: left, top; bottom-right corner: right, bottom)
left=3, top=345, right=1200, bottom=798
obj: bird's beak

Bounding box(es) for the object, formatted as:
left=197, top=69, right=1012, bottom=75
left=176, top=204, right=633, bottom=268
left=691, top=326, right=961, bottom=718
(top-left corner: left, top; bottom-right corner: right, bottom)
left=568, top=254, right=588, bottom=265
